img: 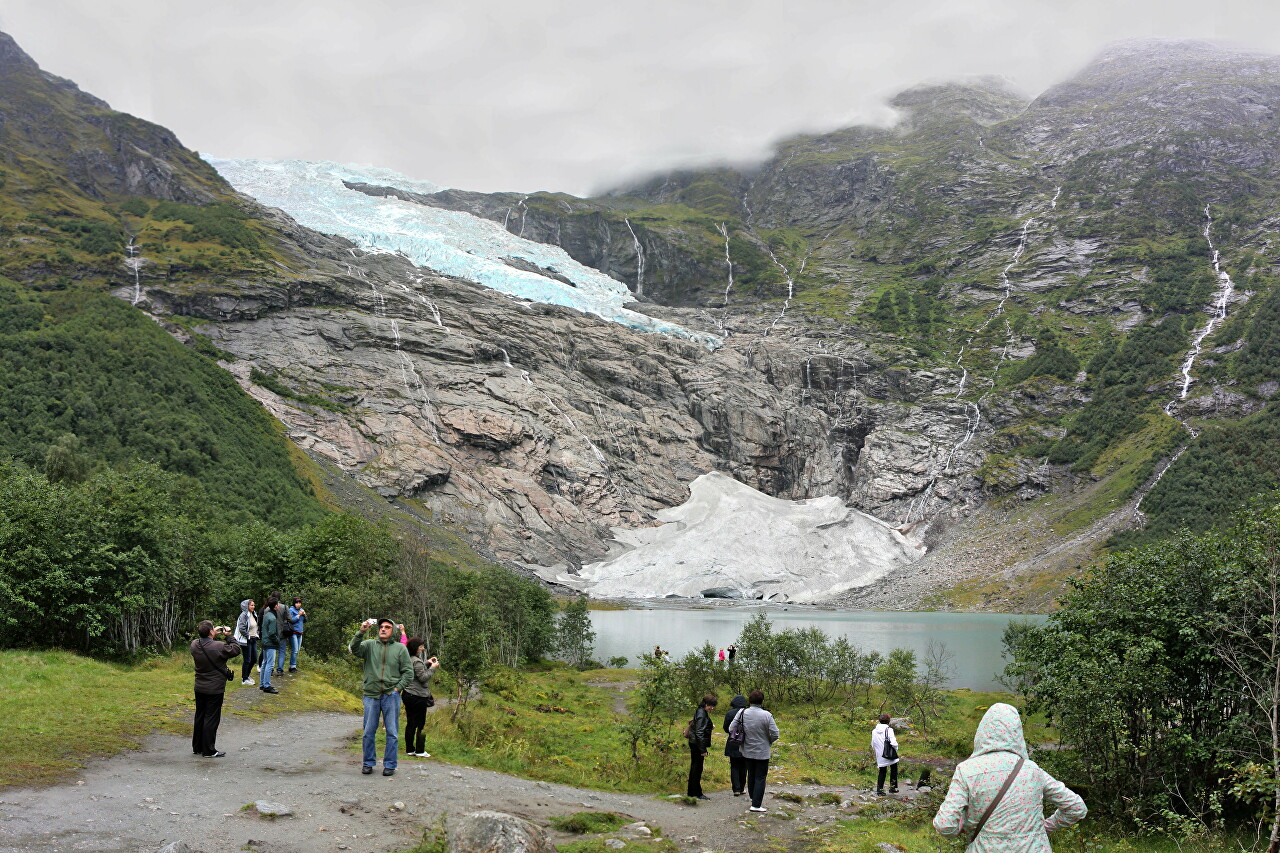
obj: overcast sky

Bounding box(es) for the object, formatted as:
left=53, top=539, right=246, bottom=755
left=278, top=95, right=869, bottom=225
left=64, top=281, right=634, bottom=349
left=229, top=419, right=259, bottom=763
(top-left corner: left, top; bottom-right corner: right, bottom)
left=4, top=1, right=1280, bottom=196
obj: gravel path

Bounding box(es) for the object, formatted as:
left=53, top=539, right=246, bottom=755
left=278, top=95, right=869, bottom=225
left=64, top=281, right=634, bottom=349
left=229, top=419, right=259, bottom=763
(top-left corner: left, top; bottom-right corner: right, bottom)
left=0, top=703, right=894, bottom=853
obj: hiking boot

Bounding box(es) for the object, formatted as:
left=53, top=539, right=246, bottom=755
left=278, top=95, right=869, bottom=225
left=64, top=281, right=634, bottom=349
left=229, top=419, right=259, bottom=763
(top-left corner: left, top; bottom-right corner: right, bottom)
left=889, top=786, right=899, bottom=794
left=261, top=685, right=278, bottom=694
left=361, top=766, right=373, bottom=775
left=289, top=667, right=298, bottom=673
left=875, top=789, right=885, bottom=796
left=382, top=767, right=395, bottom=777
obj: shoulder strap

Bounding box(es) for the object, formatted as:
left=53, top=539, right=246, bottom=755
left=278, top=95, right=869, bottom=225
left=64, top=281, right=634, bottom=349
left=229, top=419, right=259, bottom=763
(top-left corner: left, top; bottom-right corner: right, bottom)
left=970, top=754, right=1025, bottom=845
left=196, top=639, right=221, bottom=671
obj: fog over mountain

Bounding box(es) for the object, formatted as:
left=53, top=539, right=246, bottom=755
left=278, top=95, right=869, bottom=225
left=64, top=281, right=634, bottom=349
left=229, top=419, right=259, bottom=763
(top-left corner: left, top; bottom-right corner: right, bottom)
left=5, top=0, right=1280, bottom=195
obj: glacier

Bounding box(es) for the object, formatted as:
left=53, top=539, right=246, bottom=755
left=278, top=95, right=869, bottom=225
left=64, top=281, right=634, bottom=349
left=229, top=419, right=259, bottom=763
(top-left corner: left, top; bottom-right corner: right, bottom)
left=538, top=472, right=925, bottom=603
left=204, top=157, right=719, bottom=349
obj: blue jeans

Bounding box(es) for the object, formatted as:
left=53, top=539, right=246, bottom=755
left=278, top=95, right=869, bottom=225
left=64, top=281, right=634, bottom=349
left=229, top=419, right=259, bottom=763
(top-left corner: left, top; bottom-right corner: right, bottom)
left=289, top=634, right=302, bottom=668
left=362, top=693, right=401, bottom=769
left=261, top=647, right=277, bottom=688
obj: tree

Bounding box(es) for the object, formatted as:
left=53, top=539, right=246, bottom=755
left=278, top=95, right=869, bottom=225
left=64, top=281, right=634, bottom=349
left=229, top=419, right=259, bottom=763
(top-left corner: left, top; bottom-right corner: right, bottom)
left=621, top=655, right=687, bottom=761
left=555, top=595, right=596, bottom=668
left=441, top=593, right=494, bottom=720
left=876, top=648, right=918, bottom=717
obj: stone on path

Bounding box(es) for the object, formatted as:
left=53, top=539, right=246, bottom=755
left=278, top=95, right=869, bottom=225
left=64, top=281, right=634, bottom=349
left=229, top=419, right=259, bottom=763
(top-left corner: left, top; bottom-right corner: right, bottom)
left=156, top=843, right=192, bottom=853
left=448, top=810, right=555, bottom=853
left=604, top=840, right=626, bottom=850
left=254, top=801, right=293, bottom=817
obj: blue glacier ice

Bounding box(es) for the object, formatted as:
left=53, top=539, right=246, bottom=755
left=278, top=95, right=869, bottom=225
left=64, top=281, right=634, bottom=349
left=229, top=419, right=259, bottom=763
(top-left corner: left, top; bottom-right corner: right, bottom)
left=204, top=157, right=720, bottom=349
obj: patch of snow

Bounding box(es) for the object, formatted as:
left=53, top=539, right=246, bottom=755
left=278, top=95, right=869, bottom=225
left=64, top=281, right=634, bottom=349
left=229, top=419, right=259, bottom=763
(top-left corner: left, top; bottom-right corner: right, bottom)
left=548, top=472, right=923, bottom=603
left=203, top=157, right=719, bottom=349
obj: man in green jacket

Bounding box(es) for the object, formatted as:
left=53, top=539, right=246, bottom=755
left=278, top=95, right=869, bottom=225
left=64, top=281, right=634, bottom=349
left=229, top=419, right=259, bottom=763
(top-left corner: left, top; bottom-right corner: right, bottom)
left=350, top=617, right=414, bottom=776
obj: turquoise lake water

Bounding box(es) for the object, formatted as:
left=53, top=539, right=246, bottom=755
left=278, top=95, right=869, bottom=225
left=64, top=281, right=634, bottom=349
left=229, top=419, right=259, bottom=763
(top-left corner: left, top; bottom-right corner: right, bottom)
left=589, top=607, right=1046, bottom=691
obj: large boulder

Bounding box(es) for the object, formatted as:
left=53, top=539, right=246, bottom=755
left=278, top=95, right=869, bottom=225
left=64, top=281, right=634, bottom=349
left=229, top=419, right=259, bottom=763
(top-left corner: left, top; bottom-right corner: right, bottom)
left=448, top=810, right=555, bottom=853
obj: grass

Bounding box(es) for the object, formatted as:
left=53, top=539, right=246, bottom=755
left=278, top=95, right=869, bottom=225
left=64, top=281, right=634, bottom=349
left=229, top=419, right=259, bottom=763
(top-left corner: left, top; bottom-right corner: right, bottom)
left=0, top=648, right=360, bottom=788
left=548, top=812, right=631, bottom=834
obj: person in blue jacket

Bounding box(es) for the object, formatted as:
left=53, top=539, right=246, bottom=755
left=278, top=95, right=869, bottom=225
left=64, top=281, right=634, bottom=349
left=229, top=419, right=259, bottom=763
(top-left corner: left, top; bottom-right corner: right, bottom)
left=287, top=597, right=306, bottom=672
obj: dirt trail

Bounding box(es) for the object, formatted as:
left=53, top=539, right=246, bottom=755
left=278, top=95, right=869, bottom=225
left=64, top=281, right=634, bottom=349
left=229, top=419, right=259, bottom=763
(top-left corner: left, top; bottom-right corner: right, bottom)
left=0, top=700, right=917, bottom=853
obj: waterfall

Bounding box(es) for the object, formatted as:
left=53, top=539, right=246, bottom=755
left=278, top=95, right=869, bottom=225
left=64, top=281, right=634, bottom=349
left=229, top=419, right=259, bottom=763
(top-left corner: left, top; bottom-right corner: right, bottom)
left=1166, top=204, right=1237, bottom=409
left=517, top=196, right=530, bottom=237
left=903, top=401, right=983, bottom=524
left=624, top=217, right=645, bottom=298
left=717, top=222, right=734, bottom=307
left=1050, top=186, right=1063, bottom=209
left=124, top=238, right=145, bottom=305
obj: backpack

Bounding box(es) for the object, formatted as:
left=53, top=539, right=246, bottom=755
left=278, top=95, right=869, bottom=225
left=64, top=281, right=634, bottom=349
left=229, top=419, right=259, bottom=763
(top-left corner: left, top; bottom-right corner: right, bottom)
left=279, top=606, right=294, bottom=638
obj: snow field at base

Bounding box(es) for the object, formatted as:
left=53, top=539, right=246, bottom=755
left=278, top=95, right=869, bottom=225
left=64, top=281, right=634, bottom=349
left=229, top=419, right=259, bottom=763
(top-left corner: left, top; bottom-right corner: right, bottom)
left=204, top=157, right=719, bottom=349
left=543, top=472, right=924, bottom=603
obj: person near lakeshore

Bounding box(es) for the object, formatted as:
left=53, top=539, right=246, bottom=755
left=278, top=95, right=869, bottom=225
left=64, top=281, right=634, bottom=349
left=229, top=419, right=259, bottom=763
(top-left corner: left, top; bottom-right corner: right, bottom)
left=718, top=648, right=726, bottom=663
left=740, top=689, right=780, bottom=812
left=933, top=703, right=1087, bottom=853
left=258, top=597, right=281, bottom=694
left=686, top=694, right=717, bottom=799
left=234, top=599, right=258, bottom=686
left=723, top=693, right=749, bottom=796
left=350, top=618, right=414, bottom=776
left=727, top=644, right=737, bottom=663
left=190, top=620, right=240, bottom=758
left=872, top=713, right=900, bottom=795
left=287, top=597, right=306, bottom=672
left=403, top=637, right=439, bottom=758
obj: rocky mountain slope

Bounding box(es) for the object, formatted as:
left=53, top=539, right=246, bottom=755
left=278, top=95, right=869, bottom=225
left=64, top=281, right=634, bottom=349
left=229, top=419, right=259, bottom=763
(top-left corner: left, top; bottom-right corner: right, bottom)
left=5, top=31, right=1280, bottom=608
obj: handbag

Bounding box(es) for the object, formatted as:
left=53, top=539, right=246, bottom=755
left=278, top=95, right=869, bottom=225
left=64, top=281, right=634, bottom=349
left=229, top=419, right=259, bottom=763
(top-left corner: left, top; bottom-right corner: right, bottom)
left=198, top=639, right=234, bottom=681
left=969, top=754, right=1026, bottom=844
left=881, top=727, right=899, bottom=761
left=727, top=709, right=746, bottom=745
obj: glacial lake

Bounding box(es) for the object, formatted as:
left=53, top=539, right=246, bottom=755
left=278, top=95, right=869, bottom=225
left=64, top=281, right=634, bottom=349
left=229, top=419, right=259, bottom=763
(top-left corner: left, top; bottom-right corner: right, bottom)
left=589, top=606, right=1047, bottom=691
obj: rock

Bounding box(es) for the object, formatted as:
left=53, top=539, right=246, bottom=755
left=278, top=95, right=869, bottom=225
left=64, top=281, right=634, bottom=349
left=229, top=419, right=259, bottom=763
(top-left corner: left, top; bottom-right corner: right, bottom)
left=620, top=822, right=651, bottom=838
left=392, top=801, right=405, bottom=811
left=877, top=844, right=907, bottom=853
left=156, top=844, right=192, bottom=853
left=254, top=801, right=293, bottom=817
left=605, top=840, right=626, bottom=850
left=448, top=810, right=555, bottom=853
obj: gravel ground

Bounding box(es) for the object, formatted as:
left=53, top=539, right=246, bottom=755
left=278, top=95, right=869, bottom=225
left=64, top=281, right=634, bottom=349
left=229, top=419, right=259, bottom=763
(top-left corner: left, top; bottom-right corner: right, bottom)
left=0, top=702, right=915, bottom=853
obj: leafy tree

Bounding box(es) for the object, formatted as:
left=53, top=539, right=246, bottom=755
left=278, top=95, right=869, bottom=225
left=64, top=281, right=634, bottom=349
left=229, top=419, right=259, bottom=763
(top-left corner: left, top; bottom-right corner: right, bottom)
left=621, top=655, right=687, bottom=760
left=442, top=593, right=495, bottom=720
left=555, top=595, right=596, bottom=668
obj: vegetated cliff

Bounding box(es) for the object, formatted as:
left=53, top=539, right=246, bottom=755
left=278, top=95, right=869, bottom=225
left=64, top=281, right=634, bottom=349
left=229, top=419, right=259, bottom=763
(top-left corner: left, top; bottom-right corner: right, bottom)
left=6, top=28, right=1280, bottom=609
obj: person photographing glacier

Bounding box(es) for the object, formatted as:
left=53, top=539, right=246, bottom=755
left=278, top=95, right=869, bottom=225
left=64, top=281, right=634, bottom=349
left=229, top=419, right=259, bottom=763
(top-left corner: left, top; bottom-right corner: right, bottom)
left=933, top=703, right=1086, bottom=853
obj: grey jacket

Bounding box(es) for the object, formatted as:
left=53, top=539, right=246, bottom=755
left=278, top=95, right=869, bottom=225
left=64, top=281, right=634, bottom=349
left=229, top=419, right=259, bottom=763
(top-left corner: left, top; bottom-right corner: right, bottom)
left=739, top=703, right=780, bottom=760
left=404, top=649, right=435, bottom=698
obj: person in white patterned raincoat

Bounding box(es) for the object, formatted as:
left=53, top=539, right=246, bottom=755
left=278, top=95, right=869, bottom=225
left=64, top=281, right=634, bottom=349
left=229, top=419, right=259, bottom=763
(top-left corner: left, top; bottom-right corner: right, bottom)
left=934, top=702, right=1086, bottom=853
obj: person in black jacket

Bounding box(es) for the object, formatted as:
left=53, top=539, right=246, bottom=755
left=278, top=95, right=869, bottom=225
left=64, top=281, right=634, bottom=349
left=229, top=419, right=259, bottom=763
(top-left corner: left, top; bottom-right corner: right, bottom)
left=190, top=620, right=240, bottom=758
left=687, top=693, right=717, bottom=799
left=723, top=693, right=748, bottom=796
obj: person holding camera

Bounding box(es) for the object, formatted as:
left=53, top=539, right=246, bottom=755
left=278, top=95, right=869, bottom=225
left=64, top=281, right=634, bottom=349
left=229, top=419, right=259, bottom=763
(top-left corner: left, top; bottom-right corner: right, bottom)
left=350, top=618, right=414, bottom=776
left=191, top=620, right=241, bottom=758
left=403, top=637, right=439, bottom=758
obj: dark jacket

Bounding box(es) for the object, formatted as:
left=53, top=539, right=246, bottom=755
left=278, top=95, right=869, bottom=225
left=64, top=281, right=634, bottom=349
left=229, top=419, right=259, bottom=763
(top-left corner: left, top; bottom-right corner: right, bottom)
left=261, top=607, right=280, bottom=648
left=723, top=693, right=748, bottom=757
left=349, top=629, right=414, bottom=697
left=690, top=705, right=714, bottom=752
left=191, top=636, right=241, bottom=695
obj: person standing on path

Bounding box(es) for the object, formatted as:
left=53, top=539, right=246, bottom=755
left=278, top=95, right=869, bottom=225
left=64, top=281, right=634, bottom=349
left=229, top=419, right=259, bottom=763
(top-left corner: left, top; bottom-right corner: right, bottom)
left=872, top=713, right=900, bottom=795
left=740, top=689, right=780, bottom=812
left=934, top=703, right=1086, bottom=853
left=287, top=597, right=306, bottom=672
left=350, top=618, right=414, bottom=776
left=723, top=693, right=748, bottom=796
left=190, top=620, right=240, bottom=758
left=686, top=694, right=717, bottom=800
left=234, top=599, right=258, bottom=686
left=258, top=597, right=280, bottom=694
left=403, top=638, right=439, bottom=758
left=269, top=591, right=288, bottom=677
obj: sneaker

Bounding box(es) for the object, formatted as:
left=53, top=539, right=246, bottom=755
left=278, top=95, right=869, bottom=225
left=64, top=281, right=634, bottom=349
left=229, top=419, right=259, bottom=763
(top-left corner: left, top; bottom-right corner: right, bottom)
left=875, top=789, right=885, bottom=796
left=733, top=791, right=744, bottom=796
left=203, top=751, right=226, bottom=758
left=242, top=678, right=254, bottom=686
left=361, top=766, right=373, bottom=775
left=749, top=806, right=767, bottom=813
left=289, top=667, right=298, bottom=673
left=261, top=685, right=279, bottom=694
left=419, top=752, right=431, bottom=758
left=382, top=767, right=395, bottom=777
left=696, top=795, right=711, bottom=801
left=889, top=787, right=899, bottom=794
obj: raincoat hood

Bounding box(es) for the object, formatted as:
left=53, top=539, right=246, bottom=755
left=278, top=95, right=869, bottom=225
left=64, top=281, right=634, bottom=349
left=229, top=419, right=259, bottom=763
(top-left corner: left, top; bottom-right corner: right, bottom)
left=971, top=702, right=1028, bottom=759
left=730, top=694, right=748, bottom=709
left=240, top=599, right=252, bottom=613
